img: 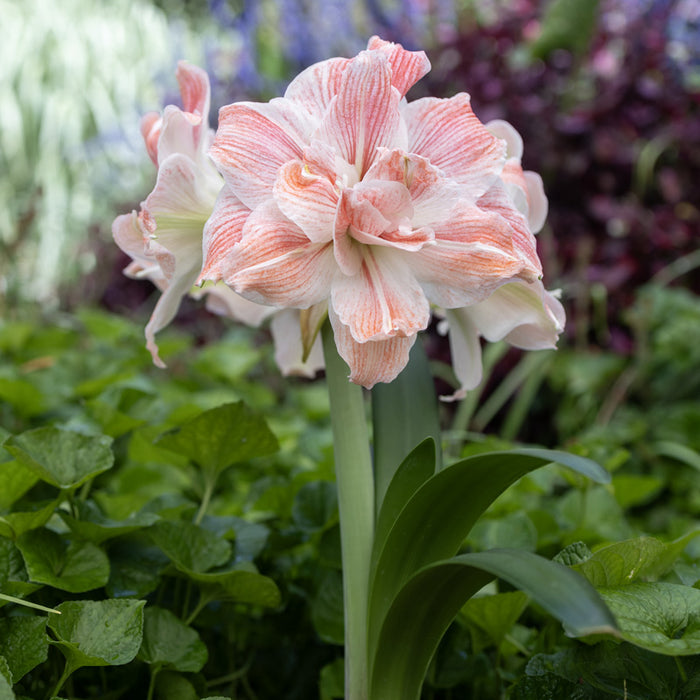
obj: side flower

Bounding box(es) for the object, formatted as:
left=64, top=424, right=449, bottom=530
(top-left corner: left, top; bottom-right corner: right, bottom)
left=200, top=36, right=562, bottom=389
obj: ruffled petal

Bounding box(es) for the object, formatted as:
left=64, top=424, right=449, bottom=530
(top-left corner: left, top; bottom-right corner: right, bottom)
left=274, top=159, right=339, bottom=242
left=141, top=112, right=161, bottom=166
left=328, top=306, right=415, bottom=387
left=319, top=50, right=404, bottom=177
left=209, top=100, right=309, bottom=209
left=200, top=187, right=251, bottom=281
left=440, top=309, right=484, bottom=400
left=176, top=61, right=210, bottom=120
left=226, top=200, right=335, bottom=307
left=193, top=281, right=275, bottom=327
left=467, top=280, right=565, bottom=349
left=485, top=119, right=523, bottom=160
left=284, top=56, right=351, bottom=117
left=331, top=248, right=430, bottom=343
left=408, top=201, right=524, bottom=308
left=366, top=36, right=431, bottom=97
left=403, top=94, right=506, bottom=198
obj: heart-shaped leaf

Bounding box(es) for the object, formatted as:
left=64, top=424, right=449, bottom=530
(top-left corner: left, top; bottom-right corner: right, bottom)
left=0, top=616, right=48, bottom=682
left=138, top=607, right=207, bottom=672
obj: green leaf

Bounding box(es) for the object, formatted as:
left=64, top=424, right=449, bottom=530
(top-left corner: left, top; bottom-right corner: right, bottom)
left=0, top=460, right=38, bottom=509
left=368, top=448, right=609, bottom=666
left=148, top=520, right=231, bottom=574
left=48, top=599, right=145, bottom=669
left=0, top=616, right=49, bottom=682
left=611, top=474, right=664, bottom=509
left=460, top=591, right=529, bottom=651
left=188, top=566, right=281, bottom=608
left=370, top=549, right=617, bottom=700
left=0, top=660, right=14, bottom=700
left=154, top=670, right=198, bottom=700
left=200, top=516, right=269, bottom=562
left=530, top=0, right=600, bottom=58
left=0, top=499, right=59, bottom=540
left=319, top=658, right=344, bottom=700
left=138, top=607, right=207, bottom=672
left=105, top=538, right=169, bottom=598
left=311, top=569, right=344, bottom=645
left=372, top=338, right=441, bottom=512
left=0, top=538, right=41, bottom=601
left=291, top=480, right=337, bottom=531
left=598, top=582, right=700, bottom=655
left=0, top=377, right=45, bottom=418
left=574, top=532, right=700, bottom=587
left=156, top=402, right=278, bottom=477
left=554, top=541, right=593, bottom=567
left=58, top=500, right=159, bottom=543
left=5, top=427, right=113, bottom=489
left=16, top=528, right=110, bottom=593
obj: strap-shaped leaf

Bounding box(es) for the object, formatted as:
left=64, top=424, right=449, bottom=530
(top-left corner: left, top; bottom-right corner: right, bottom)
left=370, top=549, right=618, bottom=700
left=368, top=449, right=609, bottom=662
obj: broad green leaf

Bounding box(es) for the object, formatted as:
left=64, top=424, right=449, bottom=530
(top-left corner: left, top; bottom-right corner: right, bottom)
left=138, top=607, right=207, bottom=672
left=291, top=480, right=337, bottom=532
left=16, top=529, right=109, bottom=593
left=460, top=591, right=529, bottom=651
left=154, top=670, right=198, bottom=700
left=58, top=500, right=159, bottom=543
left=0, top=499, right=58, bottom=540
left=368, top=448, right=609, bottom=664
left=84, top=398, right=145, bottom=438
left=156, top=402, right=278, bottom=477
left=598, top=582, right=700, bottom=655
left=372, top=338, right=441, bottom=512
left=467, top=511, right=538, bottom=552
left=148, top=520, right=231, bottom=574
left=0, top=460, right=38, bottom=509
left=0, top=377, right=45, bottom=418
left=370, top=549, right=617, bottom=700
left=0, top=616, right=48, bottom=682
left=188, top=566, right=281, bottom=608
left=611, top=474, right=664, bottom=509
left=554, top=541, right=593, bottom=567
left=105, top=538, right=169, bottom=598
left=49, top=599, right=145, bottom=669
left=0, top=660, right=13, bottom=700
left=574, top=532, right=700, bottom=587
left=200, top=516, right=269, bottom=562
left=5, top=427, right=113, bottom=489
left=0, top=655, right=11, bottom=685
left=319, top=658, right=344, bottom=700
left=0, top=539, right=40, bottom=601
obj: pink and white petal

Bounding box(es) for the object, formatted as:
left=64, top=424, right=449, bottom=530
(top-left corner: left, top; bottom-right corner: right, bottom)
left=271, top=309, right=325, bottom=378
left=485, top=119, right=523, bottom=160
left=210, top=100, right=308, bottom=209
left=500, top=159, right=530, bottom=221
left=440, top=308, right=484, bottom=400
left=144, top=255, right=202, bottom=368
left=477, top=183, right=541, bottom=277
left=193, top=281, right=275, bottom=327
left=274, top=160, right=339, bottom=242
left=366, top=36, right=431, bottom=97
left=331, top=248, right=430, bottom=343
left=226, top=200, right=335, bottom=307
left=467, top=280, right=565, bottom=348
left=144, top=153, right=221, bottom=230
left=113, top=211, right=147, bottom=261
left=176, top=61, right=210, bottom=121
left=141, top=112, right=161, bottom=166
left=200, top=187, right=251, bottom=281
left=409, top=202, right=524, bottom=308
left=329, top=306, right=416, bottom=388
left=403, top=94, right=506, bottom=198
left=284, top=56, right=351, bottom=117
left=524, top=171, right=548, bottom=233
left=156, top=106, right=203, bottom=164
left=319, top=51, right=404, bottom=177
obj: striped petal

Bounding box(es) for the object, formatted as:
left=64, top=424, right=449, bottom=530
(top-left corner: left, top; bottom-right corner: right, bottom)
left=403, top=94, right=506, bottom=199
left=331, top=248, right=430, bottom=343
left=366, top=36, right=431, bottom=97
left=284, top=56, right=351, bottom=117
left=226, top=200, right=335, bottom=308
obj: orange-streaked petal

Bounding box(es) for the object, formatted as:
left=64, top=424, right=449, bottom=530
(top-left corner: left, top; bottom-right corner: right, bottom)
left=319, top=50, right=404, bottom=177
left=331, top=248, right=430, bottom=343
left=329, top=306, right=416, bottom=388
left=274, top=160, right=339, bottom=242
left=210, top=100, right=308, bottom=209
left=284, top=56, right=351, bottom=117
left=176, top=61, right=210, bottom=119
left=409, top=201, right=524, bottom=308
left=366, top=36, right=431, bottom=97
left=200, top=188, right=251, bottom=281
left=403, top=94, right=506, bottom=198
left=226, top=200, right=335, bottom=307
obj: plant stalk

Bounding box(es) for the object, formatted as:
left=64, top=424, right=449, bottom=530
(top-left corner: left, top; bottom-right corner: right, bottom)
left=322, top=323, right=375, bottom=700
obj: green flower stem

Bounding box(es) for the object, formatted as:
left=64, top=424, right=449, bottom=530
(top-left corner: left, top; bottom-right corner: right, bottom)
left=322, top=323, right=375, bottom=700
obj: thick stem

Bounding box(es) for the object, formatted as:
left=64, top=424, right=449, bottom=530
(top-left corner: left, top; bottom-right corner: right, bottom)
left=322, top=323, right=375, bottom=700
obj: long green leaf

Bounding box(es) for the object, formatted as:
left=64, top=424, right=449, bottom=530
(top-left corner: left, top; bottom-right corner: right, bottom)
left=368, top=449, right=609, bottom=662
left=371, top=338, right=441, bottom=513
left=370, top=549, right=618, bottom=700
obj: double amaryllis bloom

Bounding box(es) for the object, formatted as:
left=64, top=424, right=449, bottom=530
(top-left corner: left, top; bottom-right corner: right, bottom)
left=114, top=38, right=564, bottom=397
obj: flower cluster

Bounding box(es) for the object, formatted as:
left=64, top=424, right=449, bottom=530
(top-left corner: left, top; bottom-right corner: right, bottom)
left=114, top=37, right=563, bottom=397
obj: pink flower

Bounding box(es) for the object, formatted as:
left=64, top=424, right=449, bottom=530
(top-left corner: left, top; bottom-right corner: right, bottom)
left=112, top=61, right=222, bottom=367
left=201, top=36, right=557, bottom=388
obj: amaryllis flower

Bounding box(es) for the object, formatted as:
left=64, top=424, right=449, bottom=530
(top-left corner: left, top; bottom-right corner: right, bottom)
left=200, top=36, right=560, bottom=388
left=112, top=61, right=222, bottom=366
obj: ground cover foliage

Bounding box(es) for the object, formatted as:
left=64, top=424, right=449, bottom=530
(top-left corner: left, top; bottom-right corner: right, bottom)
left=1, top=279, right=699, bottom=699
